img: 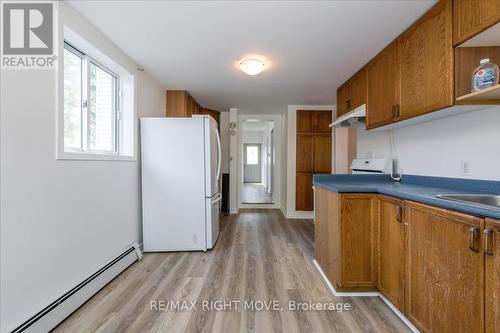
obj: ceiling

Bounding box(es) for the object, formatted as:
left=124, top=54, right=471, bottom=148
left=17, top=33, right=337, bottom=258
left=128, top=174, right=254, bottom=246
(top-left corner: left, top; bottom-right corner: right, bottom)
left=69, top=0, right=437, bottom=114
left=241, top=120, right=273, bottom=131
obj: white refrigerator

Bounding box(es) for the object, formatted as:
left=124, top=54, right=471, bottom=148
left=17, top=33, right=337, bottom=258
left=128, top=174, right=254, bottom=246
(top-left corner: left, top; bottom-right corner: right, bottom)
left=140, top=116, right=222, bottom=252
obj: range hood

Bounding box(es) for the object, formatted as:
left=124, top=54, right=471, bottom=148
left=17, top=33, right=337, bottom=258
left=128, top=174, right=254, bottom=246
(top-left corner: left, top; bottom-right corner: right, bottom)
left=329, top=104, right=366, bottom=128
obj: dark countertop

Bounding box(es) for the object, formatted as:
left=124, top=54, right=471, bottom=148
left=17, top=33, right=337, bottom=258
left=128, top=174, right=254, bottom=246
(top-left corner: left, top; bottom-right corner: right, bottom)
left=313, top=174, right=500, bottom=219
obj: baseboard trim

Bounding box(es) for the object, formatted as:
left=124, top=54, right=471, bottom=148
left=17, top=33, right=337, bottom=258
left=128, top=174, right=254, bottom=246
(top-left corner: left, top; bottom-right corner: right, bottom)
left=239, top=203, right=280, bottom=209
left=285, top=211, right=314, bottom=219
left=312, top=259, right=419, bottom=333
left=229, top=208, right=239, bottom=215
left=280, top=206, right=287, bottom=218
left=10, top=243, right=141, bottom=333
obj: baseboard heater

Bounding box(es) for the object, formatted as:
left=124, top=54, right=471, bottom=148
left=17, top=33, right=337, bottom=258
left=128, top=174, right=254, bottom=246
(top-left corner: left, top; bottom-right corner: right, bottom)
left=10, top=243, right=142, bottom=333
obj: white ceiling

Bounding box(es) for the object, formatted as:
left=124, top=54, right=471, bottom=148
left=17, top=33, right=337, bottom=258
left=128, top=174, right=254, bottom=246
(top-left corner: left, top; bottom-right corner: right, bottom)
left=241, top=120, right=273, bottom=131
left=68, top=0, right=437, bottom=114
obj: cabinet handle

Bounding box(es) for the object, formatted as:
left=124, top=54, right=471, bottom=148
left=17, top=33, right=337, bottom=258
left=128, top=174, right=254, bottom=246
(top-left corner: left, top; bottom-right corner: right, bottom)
left=396, top=206, right=403, bottom=223
left=392, top=105, right=396, bottom=118
left=396, top=104, right=401, bottom=117
left=484, top=229, right=494, bottom=256
left=469, top=226, right=479, bottom=252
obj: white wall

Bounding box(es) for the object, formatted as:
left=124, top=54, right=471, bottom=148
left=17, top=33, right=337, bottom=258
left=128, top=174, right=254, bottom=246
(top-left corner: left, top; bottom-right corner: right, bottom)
left=357, top=106, right=500, bottom=180
left=229, top=108, right=239, bottom=213
left=219, top=112, right=230, bottom=174
left=280, top=112, right=288, bottom=215
left=0, top=3, right=166, bottom=332
left=285, top=106, right=334, bottom=219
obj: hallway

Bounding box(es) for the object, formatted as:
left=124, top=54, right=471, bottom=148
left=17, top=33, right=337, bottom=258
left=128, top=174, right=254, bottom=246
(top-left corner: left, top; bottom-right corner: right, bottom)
left=241, top=183, right=273, bottom=204
left=54, top=210, right=409, bottom=333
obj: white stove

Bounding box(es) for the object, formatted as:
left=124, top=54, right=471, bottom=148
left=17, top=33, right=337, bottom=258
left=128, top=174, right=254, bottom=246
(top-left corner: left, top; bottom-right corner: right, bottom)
left=350, top=158, right=392, bottom=175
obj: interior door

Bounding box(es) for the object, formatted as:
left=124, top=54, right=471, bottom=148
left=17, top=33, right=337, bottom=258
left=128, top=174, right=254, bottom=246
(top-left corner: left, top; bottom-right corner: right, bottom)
left=243, top=144, right=261, bottom=183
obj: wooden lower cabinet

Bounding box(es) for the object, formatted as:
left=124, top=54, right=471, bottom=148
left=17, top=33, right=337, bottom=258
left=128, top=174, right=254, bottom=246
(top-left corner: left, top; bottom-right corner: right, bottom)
left=314, top=191, right=496, bottom=332
left=485, top=218, right=500, bottom=333
left=404, top=201, right=484, bottom=333
left=377, top=196, right=404, bottom=309
left=339, top=194, right=377, bottom=290
left=314, top=187, right=340, bottom=285
left=314, top=190, right=376, bottom=291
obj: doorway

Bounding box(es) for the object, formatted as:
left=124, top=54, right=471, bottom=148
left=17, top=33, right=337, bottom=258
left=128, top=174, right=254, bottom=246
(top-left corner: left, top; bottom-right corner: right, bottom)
left=240, top=119, right=275, bottom=205
left=243, top=144, right=261, bottom=183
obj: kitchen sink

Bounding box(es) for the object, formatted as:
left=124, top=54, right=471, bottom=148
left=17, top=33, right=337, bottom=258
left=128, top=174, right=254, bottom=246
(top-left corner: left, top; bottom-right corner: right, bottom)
left=436, top=194, right=500, bottom=209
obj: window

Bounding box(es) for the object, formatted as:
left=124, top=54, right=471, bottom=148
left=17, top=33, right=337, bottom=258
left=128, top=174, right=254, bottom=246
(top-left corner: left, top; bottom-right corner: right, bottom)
left=246, top=145, right=259, bottom=165
left=63, top=42, right=119, bottom=155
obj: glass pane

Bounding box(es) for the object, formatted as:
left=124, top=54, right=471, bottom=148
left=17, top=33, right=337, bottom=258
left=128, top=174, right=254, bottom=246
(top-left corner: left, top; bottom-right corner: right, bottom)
left=246, top=146, right=259, bottom=165
left=89, top=63, right=116, bottom=152
left=63, top=48, right=82, bottom=150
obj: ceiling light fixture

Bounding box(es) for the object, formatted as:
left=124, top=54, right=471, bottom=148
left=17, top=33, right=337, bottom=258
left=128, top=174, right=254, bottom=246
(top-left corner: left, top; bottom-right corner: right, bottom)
left=239, top=58, right=265, bottom=76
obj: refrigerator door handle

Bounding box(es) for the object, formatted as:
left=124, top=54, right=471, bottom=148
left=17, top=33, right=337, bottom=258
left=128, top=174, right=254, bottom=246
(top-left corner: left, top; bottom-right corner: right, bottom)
left=211, top=193, right=223, bottom=204
left=215, top=127, right=222, bottom=181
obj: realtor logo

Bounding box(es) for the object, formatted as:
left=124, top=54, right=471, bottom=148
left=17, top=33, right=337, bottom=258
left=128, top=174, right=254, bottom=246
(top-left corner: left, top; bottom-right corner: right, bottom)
left=1, top=1, right=56, bottom=68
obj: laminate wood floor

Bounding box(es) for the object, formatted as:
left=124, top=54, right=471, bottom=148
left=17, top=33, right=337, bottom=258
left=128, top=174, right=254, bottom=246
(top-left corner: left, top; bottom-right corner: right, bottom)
left=241, top=183, right=273, bottom=204
left=53, top=209, right=410, bottom=333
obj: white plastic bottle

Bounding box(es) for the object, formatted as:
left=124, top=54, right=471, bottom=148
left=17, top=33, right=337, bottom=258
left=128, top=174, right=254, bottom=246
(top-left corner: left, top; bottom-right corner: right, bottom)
left=471, top=58, right=499, bottom=92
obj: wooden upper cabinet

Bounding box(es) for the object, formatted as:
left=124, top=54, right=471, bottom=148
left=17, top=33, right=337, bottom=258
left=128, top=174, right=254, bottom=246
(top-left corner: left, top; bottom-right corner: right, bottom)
left=349, top=68, right=367, bottom=111
left=297, top=110, right=331, bottom=133
left=485, top=218, right=500, bottom=333
left=296, top=134, right=314, bottom=173
left=404, top=201, right=484, bottom=333
left=199, top=107, right=220, bottom=125
left=312, top=111, right=332, bottom=133
left=166, top=90, right=190, bottom=117
left=336, top=83, right=351, bottom=117
left=336, top=69, right=367, bottom=118
left=366, top=40, right=400, bottom=129
left=313, top=134, right=332, bottom=173
left=399, top=0, right=454, bottom=119
left=453, top=0, right=500, bottom=45
left=297, top=110, right=314, bottom=133
left=166, top=90, right=203, bottom=118
left=339, top=194, right=377, bottom=290
left=377, top=196, right=405, bottom=310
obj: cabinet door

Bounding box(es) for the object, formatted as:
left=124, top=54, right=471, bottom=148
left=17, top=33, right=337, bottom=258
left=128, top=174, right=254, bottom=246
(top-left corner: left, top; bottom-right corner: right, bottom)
left=296, top=173, right=313, bottom=211
left=314, top=187, right=341, bottom=287
left=336, top=82, right=351, bottom=117
left=296, top=134, right=313, bottom=173
left=297, top=110, right=314, bottom=133
left=399, top=0, right=454, bottom=119
left=453, top=0, right=500, bottom=45
left=313, top=134, right=332, bottom=174
left=405, top=202, right=484, bottom=333
left=312, top=111, right=332, bottom=133
left=377, top=196, right=404, bottom=310
left=350, top=68, right=367, bottom=111
left=366, top=41, right=400, bottom=129
left=485, top=218, right=500, bottom=333
left=340, top=194, right=377, bottom=290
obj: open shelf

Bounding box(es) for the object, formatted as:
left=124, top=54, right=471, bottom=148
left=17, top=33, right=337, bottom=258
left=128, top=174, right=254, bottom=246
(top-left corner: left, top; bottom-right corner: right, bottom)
left=456, top=84, right=500, bottom=104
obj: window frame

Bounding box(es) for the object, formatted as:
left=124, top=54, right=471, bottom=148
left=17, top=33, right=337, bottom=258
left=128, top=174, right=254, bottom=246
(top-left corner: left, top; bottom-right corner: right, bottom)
left=62, top=41, right=121, bottom=157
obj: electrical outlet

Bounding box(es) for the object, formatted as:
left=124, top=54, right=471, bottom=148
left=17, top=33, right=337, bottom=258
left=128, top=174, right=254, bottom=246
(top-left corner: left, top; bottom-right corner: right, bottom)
left=461, top=161, right=472, bottom=176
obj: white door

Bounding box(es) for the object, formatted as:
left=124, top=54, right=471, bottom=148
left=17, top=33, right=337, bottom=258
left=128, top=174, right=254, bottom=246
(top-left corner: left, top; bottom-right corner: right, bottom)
left=243, top=143, right=261, bottom=183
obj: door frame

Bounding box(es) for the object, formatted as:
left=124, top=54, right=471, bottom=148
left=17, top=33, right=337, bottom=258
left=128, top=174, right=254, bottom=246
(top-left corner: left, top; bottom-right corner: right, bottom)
left=243, top=143, right=262, bottom=183
left=237, top=114, right=282, bottom=210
